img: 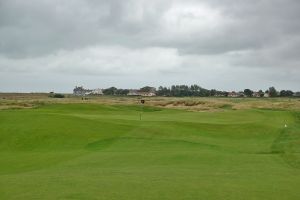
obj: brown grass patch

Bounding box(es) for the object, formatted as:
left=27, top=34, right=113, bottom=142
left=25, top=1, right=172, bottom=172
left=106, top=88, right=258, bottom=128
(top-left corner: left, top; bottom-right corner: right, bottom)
left=0, top=93, right=299, bottom=112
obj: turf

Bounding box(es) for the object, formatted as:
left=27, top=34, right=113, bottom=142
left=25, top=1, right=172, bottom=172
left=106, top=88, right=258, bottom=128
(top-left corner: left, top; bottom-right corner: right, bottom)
left=0, top=104, right=300, bottom=199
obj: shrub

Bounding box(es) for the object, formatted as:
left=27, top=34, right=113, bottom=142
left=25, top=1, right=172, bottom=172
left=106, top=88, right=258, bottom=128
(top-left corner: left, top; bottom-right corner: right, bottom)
left=50, top=93, right=65, bottom=98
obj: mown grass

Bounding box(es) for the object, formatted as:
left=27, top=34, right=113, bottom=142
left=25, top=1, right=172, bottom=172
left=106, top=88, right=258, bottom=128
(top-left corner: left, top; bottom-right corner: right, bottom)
left=0, top=103, right=300, bottom=199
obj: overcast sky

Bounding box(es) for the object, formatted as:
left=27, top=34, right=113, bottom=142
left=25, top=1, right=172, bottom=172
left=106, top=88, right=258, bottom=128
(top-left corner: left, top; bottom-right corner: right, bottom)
left=0, top=0, right=299, bottom=92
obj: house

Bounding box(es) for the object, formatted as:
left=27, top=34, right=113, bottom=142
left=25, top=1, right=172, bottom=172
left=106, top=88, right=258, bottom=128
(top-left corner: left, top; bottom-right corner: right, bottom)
left=228, top=91, right=239, bottom=98
left=127, top=90, right=156, bottom=96
left=91, top=88, right=103, bottom=95
left=293, top=92, right=300, bottom=97
left=253, top=92, right=262, bottom=98
left=253, top=92, right=260, bottom=97
left=214, top=94, right=223, bottom=97
left=147, top=87, right=157, bottom=93
left=139, top=92, right=156, bottom=97
left=238, top=92, right=245, bottom=97
left=228, top=91, right=244, bottom=98
left=264, top=93, right=270, bottom=97
left=127, top=90, right=140, bottom=96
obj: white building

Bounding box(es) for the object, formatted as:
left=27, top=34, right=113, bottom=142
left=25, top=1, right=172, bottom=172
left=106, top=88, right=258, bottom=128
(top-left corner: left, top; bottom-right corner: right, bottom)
left=91, top=88, right=103, bottom=95
left=127, top=90, right=140, bottom=96
left=139, top=92, right=156, bottom=97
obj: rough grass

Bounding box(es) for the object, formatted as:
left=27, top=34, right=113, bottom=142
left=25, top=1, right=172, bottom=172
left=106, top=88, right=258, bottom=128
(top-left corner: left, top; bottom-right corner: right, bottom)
left=1, top=93, right=299, bottom=112
left=0, top=102, right=300, bottom=199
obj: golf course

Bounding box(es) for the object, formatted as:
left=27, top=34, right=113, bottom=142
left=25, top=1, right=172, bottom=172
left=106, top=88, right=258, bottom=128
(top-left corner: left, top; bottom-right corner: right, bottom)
left=0, top=97, right=300, bottom=199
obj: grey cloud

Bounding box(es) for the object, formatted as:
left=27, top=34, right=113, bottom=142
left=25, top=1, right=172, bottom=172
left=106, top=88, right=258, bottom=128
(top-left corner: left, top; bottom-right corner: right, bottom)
left=1, top=0, right=300, bottom=57
left=0, top=0, right=172, bottom=57
left=0, top=0, right=299, bottom=91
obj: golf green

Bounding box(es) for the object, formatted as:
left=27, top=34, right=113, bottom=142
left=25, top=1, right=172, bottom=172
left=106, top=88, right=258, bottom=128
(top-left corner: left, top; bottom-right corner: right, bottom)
left=0, top=104, right=299, bottom=199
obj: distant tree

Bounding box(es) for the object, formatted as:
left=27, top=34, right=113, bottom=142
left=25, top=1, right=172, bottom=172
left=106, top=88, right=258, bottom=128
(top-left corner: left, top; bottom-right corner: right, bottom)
left=244, top=89, right=253, bottom=97
left=140, top=86, right=155, bottom=92
left=157, top=86, right=171, bottom=96
left=170, top=85, right=184, bottom=96
left=280, top=90, right=294, bottom=97
left=51, top=93, right=65, bottom=98
left=115, top=89, right=129, bottom=96
left=190, top=84, right=200, bottom=96
left=210, top=89, right=217, bottom=96
left=157, top=84, right=210, bottom=97
left=103, top=87, right=118, bottom=95
left=268, top=87, right=278, bottom=97
left=286, top=90, right=294, bottom=96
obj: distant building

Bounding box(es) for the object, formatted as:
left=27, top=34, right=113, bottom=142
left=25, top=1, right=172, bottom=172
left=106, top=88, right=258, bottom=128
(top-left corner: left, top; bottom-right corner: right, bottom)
left=228, top=91, right=244, bottom=98
left=127, top=90, right=140, bottom=96
left=293, top=92, right=300, bottom=97
left=139, top=92, right=156, bottom=97
left=214, top=94, right=226, bottom=97
left=91, top=88, right=103, bottom=95
left=127, top=90, right=156, bottom=96
left=228, top=91, right=238, bottom=98
left=238, top=92, right=245, bottom=97
left=147, top=87, right=157, bottom=93
left=264, top=93, right=270, bottom=97
left=253, top=92, right=262, bottom=98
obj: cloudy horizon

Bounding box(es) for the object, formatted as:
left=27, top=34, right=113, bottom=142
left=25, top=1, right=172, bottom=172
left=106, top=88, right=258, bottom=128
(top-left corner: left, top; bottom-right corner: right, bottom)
left=0, top=0, right=299, bottom=93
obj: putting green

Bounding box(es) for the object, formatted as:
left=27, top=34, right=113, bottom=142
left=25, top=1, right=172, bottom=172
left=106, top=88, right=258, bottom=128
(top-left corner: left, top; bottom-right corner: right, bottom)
left=0, top=104, right=299, bottom=199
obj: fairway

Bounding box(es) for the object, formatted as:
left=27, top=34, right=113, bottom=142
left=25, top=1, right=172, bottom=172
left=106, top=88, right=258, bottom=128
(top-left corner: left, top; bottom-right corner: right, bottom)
left=1, top=103, right=300, bottom=199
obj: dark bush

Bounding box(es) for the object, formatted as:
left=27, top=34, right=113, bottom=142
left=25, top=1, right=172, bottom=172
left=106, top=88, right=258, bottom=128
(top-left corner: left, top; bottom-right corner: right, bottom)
left=50, top=93, right=65, bottom=98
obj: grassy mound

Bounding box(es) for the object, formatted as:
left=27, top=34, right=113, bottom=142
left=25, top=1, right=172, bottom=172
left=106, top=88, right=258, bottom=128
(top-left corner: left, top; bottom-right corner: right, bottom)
left=0, top=104, right=300, bottom=199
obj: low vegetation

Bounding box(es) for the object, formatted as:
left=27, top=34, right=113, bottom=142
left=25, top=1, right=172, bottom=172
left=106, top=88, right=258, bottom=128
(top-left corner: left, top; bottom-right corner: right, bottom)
left=49, top=93, right=65, bottom=98
left=1, top=93, right=300, bottom=111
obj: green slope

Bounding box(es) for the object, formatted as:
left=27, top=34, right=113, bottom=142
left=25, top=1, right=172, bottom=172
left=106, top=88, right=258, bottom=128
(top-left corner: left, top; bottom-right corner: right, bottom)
left=0, top=104, right=299, bottom=199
